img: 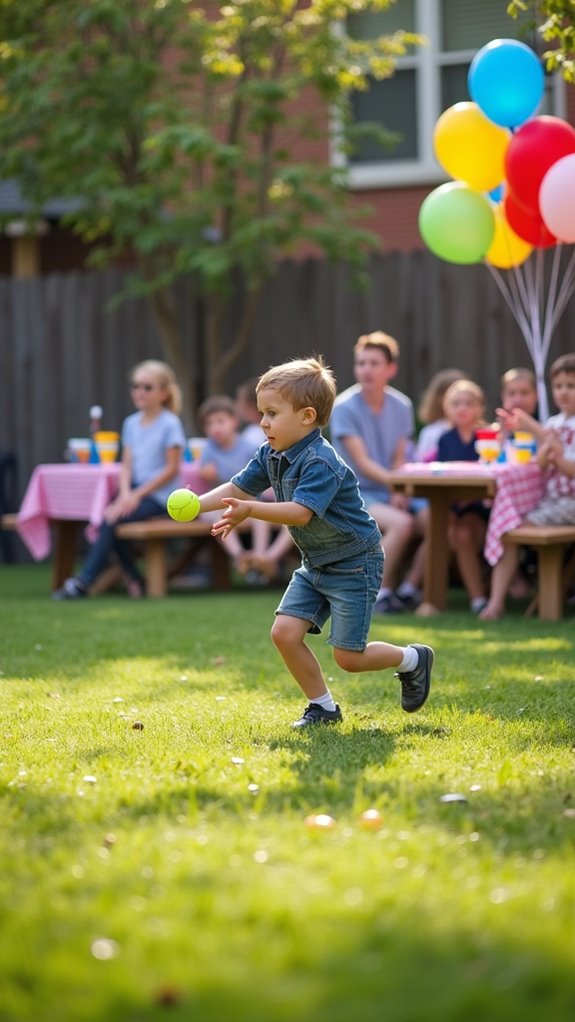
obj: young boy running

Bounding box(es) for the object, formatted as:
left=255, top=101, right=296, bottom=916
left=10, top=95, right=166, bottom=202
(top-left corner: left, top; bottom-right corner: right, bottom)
left=194, top=356, right=434, bottom=728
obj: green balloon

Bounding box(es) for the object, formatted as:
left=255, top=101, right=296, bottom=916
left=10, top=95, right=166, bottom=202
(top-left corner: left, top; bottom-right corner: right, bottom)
left=419, top=182, right=495, bottom=264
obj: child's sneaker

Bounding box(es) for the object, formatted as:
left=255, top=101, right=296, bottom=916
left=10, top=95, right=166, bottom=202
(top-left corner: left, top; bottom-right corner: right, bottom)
left=374, top=592, right=405, bottom=614
left=292, top=703, right=343, bottom=729
left=51, top=578, right=88, bottom=600
left=396, top=644, right=433, bottom=712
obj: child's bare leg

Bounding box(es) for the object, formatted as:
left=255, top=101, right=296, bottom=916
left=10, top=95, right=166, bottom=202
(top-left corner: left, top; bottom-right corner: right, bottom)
left=332, top=640, right=433, bottom=715
left=332, top=641, right=405, bottom=674
left=368, top=502, right=415, bottom=590
left=251, top=519, right=272, bottom=557
left=271, top=614, right=328, bottom=700
left=252, top=526, right=294, bottom=578
left=480, top=544, right=520, bottom=620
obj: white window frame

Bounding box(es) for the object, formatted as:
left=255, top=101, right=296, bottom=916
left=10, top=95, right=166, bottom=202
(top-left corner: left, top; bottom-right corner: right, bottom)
left=334, top=0, right=566, bottom=191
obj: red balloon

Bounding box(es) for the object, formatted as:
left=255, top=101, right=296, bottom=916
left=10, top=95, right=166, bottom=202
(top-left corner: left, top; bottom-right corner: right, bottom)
left=505, top=116, right=575, bottom=213
left=504, top=192, right=556, bottom=248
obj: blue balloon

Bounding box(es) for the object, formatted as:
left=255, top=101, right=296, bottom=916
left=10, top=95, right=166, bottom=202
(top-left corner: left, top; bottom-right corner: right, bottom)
left=489, top=184, right=504, bottom=203
left=468, top=39, right=544, bottom=129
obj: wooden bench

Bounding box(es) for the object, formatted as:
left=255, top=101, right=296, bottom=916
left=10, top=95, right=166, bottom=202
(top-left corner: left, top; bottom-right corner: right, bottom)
left=115, top=517, right=248, bottom=598
left=503, top=525, right=575, bottom=620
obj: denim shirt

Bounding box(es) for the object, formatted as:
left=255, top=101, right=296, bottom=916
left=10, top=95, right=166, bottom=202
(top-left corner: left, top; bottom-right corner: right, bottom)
left=231, top=429, right=381, bottom=568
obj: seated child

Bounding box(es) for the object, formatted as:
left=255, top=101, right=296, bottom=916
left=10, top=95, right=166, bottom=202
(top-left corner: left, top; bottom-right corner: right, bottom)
left=198, top=395, right=286, bottom=579
left=414, top=368, right=466, bottom=462
left=495, top=366, right=539, bottom=451
left=480, top=353, right=575, bottom=620
left=496, top=366, right=540, bottom=597
left=235, top=377, right=295, bottom=579
left=437, top=379, right=491, bottom=614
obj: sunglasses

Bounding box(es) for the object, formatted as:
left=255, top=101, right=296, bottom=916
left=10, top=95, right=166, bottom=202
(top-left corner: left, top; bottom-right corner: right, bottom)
left=130, top=382, right=155, bottom=391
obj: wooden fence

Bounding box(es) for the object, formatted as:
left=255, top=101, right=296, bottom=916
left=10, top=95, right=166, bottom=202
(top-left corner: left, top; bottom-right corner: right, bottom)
left=1, top=250, right=574, bottom=506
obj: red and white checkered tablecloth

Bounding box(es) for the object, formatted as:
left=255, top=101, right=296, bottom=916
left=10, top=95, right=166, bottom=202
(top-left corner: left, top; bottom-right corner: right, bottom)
left=484, top=462, right=545, bottom=566
left=16, top=462, right=205, bottom=560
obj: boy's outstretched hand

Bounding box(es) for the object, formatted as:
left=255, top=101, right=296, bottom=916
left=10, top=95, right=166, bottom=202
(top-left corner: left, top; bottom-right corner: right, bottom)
left=211, top=497, right=251, bottom=540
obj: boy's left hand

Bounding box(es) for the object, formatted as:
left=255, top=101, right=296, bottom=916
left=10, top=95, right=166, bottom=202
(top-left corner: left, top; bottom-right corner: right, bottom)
left=211, top=498, right=251, bottom=539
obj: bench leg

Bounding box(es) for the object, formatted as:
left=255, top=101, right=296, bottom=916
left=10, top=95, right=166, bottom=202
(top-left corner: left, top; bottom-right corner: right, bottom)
left=211, top=540, right=232, bottom=590
left=145, top=539, right=168, bottom=598
left=537, top=547, right=564, bottom=620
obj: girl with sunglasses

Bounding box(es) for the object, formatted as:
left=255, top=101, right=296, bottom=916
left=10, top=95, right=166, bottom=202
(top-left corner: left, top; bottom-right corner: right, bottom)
left=53, top=360, right=186, bottom=599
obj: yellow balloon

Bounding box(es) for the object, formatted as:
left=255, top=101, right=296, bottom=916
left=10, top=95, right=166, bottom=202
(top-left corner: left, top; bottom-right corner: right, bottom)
left=485, top=204, right=533, bottom=269
left=433, top=102, right=509, bottom=192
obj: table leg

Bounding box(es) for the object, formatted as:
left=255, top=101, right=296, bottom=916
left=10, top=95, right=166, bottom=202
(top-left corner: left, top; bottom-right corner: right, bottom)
left=51, top=520, right=79, bottom=590
left=423, top=493, right=451, bottom=611
left=537, top=547, right=563, bottom=621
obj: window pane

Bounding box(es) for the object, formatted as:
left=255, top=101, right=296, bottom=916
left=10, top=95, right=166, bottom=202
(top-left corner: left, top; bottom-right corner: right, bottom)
left=440, top=64, right=471, bottom=112
left=441, top=0, right=529, bottom=52
left=350, top=70, right=417, bottom=164
left=348, top=0, right=415, bottom=40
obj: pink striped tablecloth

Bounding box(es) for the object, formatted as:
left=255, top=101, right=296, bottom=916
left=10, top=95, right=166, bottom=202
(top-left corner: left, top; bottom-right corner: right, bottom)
left=484, top=461, right=545, bottom=566
left=16, top=462, right=206, bottom=560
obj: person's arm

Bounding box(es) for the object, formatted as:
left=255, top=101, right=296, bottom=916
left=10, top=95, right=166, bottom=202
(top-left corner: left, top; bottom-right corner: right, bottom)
left=210, top=496, right=312, bottom=540
left=496, top=407, right=547, bottom=442
left=339, top=435, right=391, bottom=486
left=391, top=435, right=409, bottom=469
left=131, top=445, right=181, bottom=501
left=540, top=434, right=575, bottom=477
left=198, top=462, right=220, bottom=485
left=107, top=445, right=182, bottom=522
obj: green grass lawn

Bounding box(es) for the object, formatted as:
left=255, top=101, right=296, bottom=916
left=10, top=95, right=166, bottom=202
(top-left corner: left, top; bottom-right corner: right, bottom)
left=1, top=565, right=575, bottom=1021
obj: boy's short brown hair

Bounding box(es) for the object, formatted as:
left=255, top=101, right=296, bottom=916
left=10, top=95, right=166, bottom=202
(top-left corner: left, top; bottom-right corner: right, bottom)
left=354, top=330, right=399, bottom=364
left=256, top=356, right=336, bottom=428
left=500, top=367, right=536, bottom=390
left=197, top=395, right=238, bottom=431
left=550, top=354, right=575, bottom=379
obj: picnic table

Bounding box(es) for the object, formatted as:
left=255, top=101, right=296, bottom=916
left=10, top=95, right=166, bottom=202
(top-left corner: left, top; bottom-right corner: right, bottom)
left=16, top=462, right=206, bottom=589
left=387, top=461, right=545, bottom=612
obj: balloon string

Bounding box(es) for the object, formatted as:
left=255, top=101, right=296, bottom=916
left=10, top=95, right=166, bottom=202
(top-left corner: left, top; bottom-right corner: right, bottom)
left=546, top=247, right=575, bottom=348
left=485, top=263, right=533, bottom=347
left=541, top=243, right=563, bottom=356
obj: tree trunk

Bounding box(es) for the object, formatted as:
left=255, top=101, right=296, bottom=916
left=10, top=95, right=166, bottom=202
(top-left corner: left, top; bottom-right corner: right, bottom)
left=204, top=282, right=263, bottom=395
left=138, top=257, right=196, bottom=429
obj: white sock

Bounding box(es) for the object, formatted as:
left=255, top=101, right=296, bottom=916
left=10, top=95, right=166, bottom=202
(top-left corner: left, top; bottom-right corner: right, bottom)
left=377, top=586, right=393, bottom=599
left=312, top=690, right=337, bottom=712
left=471, top=596, right=488, bottom=613
left=396, top=645, right=418, bottom=673
left=397, top=581, right=418, bottom=598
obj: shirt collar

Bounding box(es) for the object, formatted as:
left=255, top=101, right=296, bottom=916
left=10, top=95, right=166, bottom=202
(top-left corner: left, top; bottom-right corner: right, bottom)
left=270, top=428, right=321, bottom=464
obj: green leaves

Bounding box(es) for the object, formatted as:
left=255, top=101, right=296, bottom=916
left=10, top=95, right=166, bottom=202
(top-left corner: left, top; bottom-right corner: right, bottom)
left=0, top=0, right=417, bottom=397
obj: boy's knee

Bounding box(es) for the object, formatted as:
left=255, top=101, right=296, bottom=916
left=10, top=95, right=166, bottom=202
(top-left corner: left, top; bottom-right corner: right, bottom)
left=271, top=615, right=299, bottom=650
left=333, top=647, right=359, bottom=672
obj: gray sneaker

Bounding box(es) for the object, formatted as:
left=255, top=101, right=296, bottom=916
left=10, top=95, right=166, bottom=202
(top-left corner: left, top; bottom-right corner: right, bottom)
left=396, top=644, right=433, bottom=713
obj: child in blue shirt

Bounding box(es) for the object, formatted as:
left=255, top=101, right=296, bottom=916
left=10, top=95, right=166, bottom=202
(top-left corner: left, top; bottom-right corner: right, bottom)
left=194, top=356, right=434, bottom=728
left=53, top=359, right=186, bottom=600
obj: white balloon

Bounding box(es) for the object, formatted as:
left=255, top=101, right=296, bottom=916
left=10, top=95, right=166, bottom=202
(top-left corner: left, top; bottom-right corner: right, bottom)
left=539, top=153, right=575, bottom=243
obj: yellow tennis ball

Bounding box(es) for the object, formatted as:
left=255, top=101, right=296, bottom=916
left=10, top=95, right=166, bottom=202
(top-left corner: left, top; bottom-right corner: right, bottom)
left=166, top=488, right=200, bottom=523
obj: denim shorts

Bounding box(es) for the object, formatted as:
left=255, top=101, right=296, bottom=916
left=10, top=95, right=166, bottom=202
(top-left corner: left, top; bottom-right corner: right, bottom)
left=275, top=544, right=384, bottom=651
